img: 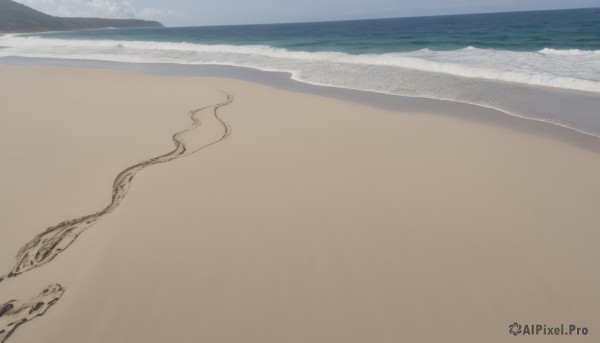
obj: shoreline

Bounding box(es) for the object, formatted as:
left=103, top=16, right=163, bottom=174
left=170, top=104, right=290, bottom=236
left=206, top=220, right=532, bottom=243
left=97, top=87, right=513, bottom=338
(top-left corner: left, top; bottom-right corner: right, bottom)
left=2, top=56, right=600, bottom=153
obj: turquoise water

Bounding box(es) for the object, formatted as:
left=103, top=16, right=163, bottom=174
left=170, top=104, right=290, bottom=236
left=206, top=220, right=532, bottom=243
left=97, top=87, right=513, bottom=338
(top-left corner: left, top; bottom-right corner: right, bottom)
left=1, top=8, right=599, bottom=135
left=36, top=8, right=600, bottom=53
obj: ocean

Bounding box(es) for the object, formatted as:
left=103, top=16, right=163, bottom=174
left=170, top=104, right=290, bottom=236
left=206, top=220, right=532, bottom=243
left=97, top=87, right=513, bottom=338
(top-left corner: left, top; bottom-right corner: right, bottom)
left=1, top=8, right=600, bottom=136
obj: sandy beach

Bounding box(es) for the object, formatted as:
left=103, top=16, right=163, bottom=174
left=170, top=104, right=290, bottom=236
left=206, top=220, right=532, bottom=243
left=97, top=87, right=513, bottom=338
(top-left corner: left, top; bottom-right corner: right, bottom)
left=0, top=65, right=599, bottom=342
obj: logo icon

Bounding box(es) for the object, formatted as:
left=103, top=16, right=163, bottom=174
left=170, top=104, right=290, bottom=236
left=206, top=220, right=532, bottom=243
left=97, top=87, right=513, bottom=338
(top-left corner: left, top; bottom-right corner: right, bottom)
left=509, top=322, right=523, bottom=336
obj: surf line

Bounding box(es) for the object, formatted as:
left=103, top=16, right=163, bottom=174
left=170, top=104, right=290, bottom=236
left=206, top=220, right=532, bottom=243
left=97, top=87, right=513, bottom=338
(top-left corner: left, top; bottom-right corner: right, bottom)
left=0, top=92, right=234, bottom=283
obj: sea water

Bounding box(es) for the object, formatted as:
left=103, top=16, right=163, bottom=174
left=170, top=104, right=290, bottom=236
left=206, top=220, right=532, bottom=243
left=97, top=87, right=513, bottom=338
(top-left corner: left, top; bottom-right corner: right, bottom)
left=1, top=8, right=599, bottom=135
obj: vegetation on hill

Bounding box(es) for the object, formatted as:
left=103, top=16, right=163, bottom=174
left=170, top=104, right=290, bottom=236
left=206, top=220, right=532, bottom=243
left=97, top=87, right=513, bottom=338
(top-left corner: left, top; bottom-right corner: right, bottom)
left=0, top=0, right=163, bottom=33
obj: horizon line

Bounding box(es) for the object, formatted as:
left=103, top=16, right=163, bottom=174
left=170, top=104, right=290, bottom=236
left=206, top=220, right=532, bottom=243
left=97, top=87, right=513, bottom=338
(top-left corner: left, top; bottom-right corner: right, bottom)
left=160, top=6, right=600, bottom=29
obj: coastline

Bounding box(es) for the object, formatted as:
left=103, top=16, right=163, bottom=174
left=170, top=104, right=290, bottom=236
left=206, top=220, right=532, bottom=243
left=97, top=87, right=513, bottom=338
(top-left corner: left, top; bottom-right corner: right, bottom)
left=2, top=56, right=600, bottom=152
left=1, top=65, right=599, bottom=343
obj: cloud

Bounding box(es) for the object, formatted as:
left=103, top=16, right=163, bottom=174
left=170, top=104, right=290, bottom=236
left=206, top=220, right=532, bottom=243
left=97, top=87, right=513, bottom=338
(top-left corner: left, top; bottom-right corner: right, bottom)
left=16, top=0, right=136, bottom=19
left=137, top=7, right=188, bottom=23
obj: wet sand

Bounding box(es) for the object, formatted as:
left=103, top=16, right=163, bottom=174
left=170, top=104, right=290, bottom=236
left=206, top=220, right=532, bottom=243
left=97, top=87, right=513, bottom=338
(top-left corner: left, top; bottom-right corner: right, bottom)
left=1, top=65, right=599, bottom=343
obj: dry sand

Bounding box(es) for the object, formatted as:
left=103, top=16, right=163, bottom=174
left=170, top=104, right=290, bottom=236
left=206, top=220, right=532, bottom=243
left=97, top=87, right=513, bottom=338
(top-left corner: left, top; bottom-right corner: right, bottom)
left=0, top=65, right=599, bottom=342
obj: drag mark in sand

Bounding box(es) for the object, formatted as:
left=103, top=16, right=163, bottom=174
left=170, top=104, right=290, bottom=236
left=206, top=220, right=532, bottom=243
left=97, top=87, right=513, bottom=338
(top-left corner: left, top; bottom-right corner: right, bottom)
left=0, top=284, right=65, bottom=343
left=0, top=92, right=234, bottom=282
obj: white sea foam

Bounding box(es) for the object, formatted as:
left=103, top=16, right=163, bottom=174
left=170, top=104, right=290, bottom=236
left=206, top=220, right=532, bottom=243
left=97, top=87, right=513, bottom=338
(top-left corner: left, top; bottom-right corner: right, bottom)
left=1, top=35, right=600, bottom=136
left=1, top=36, right=600, bottom=93
left=538, top=48, right=600, bottom=56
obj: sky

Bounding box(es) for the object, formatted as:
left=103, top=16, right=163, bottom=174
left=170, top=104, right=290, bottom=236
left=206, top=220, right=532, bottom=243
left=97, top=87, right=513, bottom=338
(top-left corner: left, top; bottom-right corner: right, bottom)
left=14, top=0, right=600, bottom=26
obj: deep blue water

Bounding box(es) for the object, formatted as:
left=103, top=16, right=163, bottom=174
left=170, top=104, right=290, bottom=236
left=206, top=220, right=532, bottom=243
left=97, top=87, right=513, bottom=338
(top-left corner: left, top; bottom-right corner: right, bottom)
left=37, top=8, right=600, bottom=53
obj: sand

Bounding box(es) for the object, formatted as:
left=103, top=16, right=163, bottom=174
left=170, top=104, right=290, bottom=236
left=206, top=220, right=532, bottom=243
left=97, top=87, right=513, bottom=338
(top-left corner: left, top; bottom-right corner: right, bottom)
left=0, top=65, right=599, bottom=343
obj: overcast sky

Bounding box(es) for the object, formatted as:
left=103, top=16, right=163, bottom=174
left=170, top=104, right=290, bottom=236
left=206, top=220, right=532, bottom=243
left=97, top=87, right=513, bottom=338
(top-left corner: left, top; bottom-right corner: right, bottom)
left=15, top=0, right=600, bottom=26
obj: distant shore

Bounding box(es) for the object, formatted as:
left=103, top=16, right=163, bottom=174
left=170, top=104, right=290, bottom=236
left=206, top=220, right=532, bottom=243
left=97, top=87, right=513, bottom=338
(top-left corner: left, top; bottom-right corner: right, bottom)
left=0, top=0, right=162, bottom=34
left=0, top=65, right=599, bottom=343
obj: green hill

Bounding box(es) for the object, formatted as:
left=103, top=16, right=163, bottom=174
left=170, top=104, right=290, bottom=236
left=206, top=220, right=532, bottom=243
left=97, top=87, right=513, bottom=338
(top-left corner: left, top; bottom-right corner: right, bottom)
left=0, top=0, right=163, bottom=33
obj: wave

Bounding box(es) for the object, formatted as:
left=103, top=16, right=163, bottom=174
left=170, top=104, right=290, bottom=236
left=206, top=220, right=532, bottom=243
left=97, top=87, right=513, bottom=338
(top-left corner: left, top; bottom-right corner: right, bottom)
left=538, top=48, right=600, bottom=56
left=1, top=35, right=600, bottom=136
left=1, top=36, right=600, bottom=93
